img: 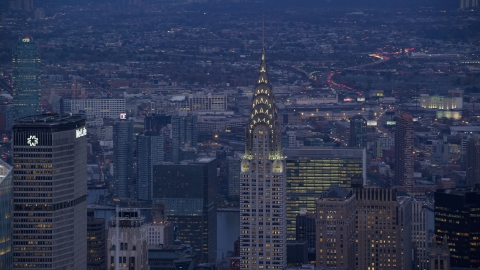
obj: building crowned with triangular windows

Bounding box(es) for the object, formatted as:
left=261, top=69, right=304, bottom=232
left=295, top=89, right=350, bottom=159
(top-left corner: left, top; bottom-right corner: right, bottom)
left=239, top=39, right=286, bottom=269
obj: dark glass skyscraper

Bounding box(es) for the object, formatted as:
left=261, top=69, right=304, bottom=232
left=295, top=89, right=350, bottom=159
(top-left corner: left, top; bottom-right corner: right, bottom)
left=12, top=36, right=41, bottom=119
left=0, top=160, right=13, bottom=270
left=171, top=112, right=197, bottom=163
left=466, top=135, right=480, bottom=187
left=153, top=157, right=217, bottom=263
left=348, top=115, right=367, bottom=148
left=113, top=118, right=133, bottom=199
left=137, top=133, right=163, bottom=201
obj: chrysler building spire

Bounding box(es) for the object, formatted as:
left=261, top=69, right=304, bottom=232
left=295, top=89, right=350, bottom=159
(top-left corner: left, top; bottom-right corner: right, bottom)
left=240, top=25, right=286, bottom=270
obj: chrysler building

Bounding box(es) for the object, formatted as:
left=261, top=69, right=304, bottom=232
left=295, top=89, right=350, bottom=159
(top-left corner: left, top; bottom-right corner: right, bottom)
left=239, top=38, right=286, bottom=269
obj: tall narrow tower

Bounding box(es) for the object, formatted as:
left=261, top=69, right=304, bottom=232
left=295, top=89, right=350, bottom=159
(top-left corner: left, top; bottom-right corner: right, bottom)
left=394, top=111, right=414, bottom=186
left=240, top=36, right=286, bottom=269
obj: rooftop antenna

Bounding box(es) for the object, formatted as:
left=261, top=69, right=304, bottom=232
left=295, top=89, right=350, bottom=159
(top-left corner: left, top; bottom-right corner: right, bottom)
left=262, top=16, right=265, bottom=56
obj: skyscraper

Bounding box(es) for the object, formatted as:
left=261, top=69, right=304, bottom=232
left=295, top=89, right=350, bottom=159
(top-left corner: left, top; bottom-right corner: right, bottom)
left=227, top=155, right=241, bottom=197
left=348, top=115, right=367, bottom=148
left=137, top=133, right=163, bottom=201
left=171, top=112, right=197, bottom=163
left=284, top=147, right=366, bottom=240
left=153, top=158, right=217, bottom=263
left=12, top=36, right=41, bottom=119
left=113, top=117, right=134, bottom=199
left=87, top=209, right=106, bottom=270
left=13, top=113, right=87, bottom=269
left=239, top=43, right=286, bottom=269
left=0, top=160, right=13, bottom=270
left=412, top=199, right=430, bottom=270
left=466, top=135, right=480, bottom=187
left=394, top=112, right=414, bottom=186
left=434, top=188, right=480, bottom=268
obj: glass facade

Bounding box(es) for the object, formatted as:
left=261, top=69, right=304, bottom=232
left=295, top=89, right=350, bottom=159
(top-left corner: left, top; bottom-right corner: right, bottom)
left=113, top=119, right=133, bottom=199
left=0, top=160, right=13, bottom=270
left=12, top=37, right=41, bottom=119
left=284, top=147, right=365, bottom=240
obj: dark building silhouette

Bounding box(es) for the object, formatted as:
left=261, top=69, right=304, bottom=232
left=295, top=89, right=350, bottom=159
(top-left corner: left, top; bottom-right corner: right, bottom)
left=144, top=114, right=171, bottom=135
left=171, top=112, right=197, bottom=163
left=87, top=209, right=106, bottom=270
left=113, top=117, right=134, bottom=199
left=148, top=245, right=196, bottom=270
left=295, top=212, right=316, bottom=250
left=153, top=158, right=217, bottom=263
left=0, top=160, right=13, bottom=270
left=12, top=36, right=41, bottom=119
left=137, top=133, right=163, bottom=201
left=466, top=136, right=480, bottom=187
left=394, top=112, right=414, bottom=186
left=434, top=188, right=480, bottom=268
left=348, top=115, right=367, bottom=148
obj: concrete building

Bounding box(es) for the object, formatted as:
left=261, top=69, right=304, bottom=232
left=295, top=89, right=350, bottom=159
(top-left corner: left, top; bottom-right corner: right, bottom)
left=283, top=147, right=366, bottom=240
left=141, top=204, right=174, bottom=246
left=13, top=114, right=87, bottom=269
left=394, top=112, right=414, bottom=187
left=12, top=36, right=41, bottom=119
left=153, top=158, right=217, bottom=263
left=239, top=47, right=286, bottom=269
left=137, top=133, right=163, bottom=201
left=171, top=112, right=197, bottom=163
left=107, top=208, right=148, bottom=270
left=434, top=188, right=480, bottom=268
left=412, top=200, right=430, bottom=270
left=87, top=209, right=106, bottom=270
left=60, top=98, right=126, bottom=123
left=188, top=92, right=227, bottom=111
left=113, top=118, right=134, bottom=199
left=315, top=188, right=356, bottom=269
left=354, top=188, right=412, bottom=270
left=0, top=160, right=13, bottom=270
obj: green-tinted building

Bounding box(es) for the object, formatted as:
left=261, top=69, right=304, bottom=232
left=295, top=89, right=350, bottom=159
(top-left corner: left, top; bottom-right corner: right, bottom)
left=12, top=36, right=41, bottom=119
left=152, top=157, right=217, bottom=263
left=0, top=160, right=13, bottom=270
left=284, top=147, right=366, bottom=240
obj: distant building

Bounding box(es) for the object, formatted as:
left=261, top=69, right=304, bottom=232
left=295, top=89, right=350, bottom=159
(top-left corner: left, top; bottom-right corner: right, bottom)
left=171, top=112, right=197, bottom=163
left=137, top=134, right=163, bottom=201
left=354, top=188, right=412, bottom=270
left=284, top=147, right=366, bottom=240
left=188, top=93, right=227, bottom=111
left=420, top=95, right=462, bottom=110
left=394, top=112, right=414, bottom=186
left=144, top=114, right=171, bottom=135
left=429, top=235, right=450, bottom=270
left=141, top=204, right=174, bottom=246
left=316, top=188, right=356, bottom=269
left=153, top=158, right=217, bottom=263
left=295, top=211, right=316, bottom=250
left=227, top=155, right=241, bottom=197
left=466, top=136, right=480, bottom=187
left=412, top=200, right=430, bottom=270
left=431, top=142, right=449, bottom=165
left=60, top=98, right=126, bottom=124
left=87, top=209, right=106, bottom=270
left=12, top=36, right=41, bottom=119
left=0, top=104, right=14, bottom=131
left=286, top=241, right=308, bottom=266
left=13, top=114, right=87, bottom=269
left=0, top=160, right=12, bottom=270
left=349, top=115, right=367, bottom=148
left=113, top=118, right=134, bottom=199
left=434, top=188, right=480, bottom=268
left=147, top=244, right=196, bottom=270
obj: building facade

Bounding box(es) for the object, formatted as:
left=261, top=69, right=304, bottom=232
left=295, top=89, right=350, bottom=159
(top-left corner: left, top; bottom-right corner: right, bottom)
left=12, top=114, right=87, bottom=269
left=171, top=112, right=198, bottom=163
left=12, top=36, right=41, bottom=119
left=153, top=158, right=217, bottom=263
left=315, top=188, right=356, bottom=269
left=355, top=188, right=412, bottom=270
left=137, top=134, right=163, bottom=201
left=466, top=136, right=480, bottom=187
left=87, top=209, right=105, bottom=270
left=284, top=147, right=366, bottom=240
left=0, top=160, right=13, bottom=270
left=349, top=115, right=367, bottom=148
left=227, top=155, right=241, bottom=197
left=239, top=47, right=286, bottom=269
left=113, top=118, right=134, bottom=199
left=412, top=200, right=430, bottom=270
left=60, top=99, right=126, bottom=121
left=434, top=188, right=480, bottom=268
left=188, top=93, right=227, bottom=111
left=147, top=245, right=196, bottom=270
left=429, top=236, right=450, bottom=270
left=394, top=112, right=414, bottom=186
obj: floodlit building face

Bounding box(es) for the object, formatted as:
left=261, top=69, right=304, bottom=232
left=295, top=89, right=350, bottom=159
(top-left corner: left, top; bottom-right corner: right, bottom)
left=12, top=36, right=41, bottom=119
left=12, top=114, right=87, bottom=269
left=239, top=47, right=286, bottom=269
left=420, top=95, right=462, bottom=110
left=284, top=147, right=366, bottom=240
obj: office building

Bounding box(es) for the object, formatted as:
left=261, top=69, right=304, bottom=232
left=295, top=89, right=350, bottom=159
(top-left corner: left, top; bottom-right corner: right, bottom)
left=147, top=244, right=196, bottom=270
left=412, top=200, right=430, bottom=270
left=153, top=158, right=217, bottom=263
left=295, top=211, right=316, bottom=251
left=107, top=208, right=147, bottom=270
left=137, top=133, right=163, bottom=201
left=171, top=112, right=197, bottom=163
left=87, top=209, right=106, bottom=270
left=284, top=147, right=366, bottom=240
left=420, top=95, right=462, bottom=110
left=315, top=188, right=356, bottom=269
left=113, top=118, right=134, bottom=199
left=141, top=204, right=174, bottom=246
left=227, top=155, right=241, bottom=197
left=394, top=112, right=414, bottom=186
left=12, top=114, right=87, bottom=269
left=429, top=235, right=450, bottom=270
left=60, top=98, right=126, bottom=121
left=355, top=187, right=412, bottom=270
left=239, top=46, right=286, bottom=269
left=0, top=160, right=13, bottom=270
left=466, top=136, right=480, bottom=187
left=434, top=188, right=480, bottom=268
left=12, top=36, right=41, bottom=119
left=349, top=115, right=367, bottom=148
left=188, top=92, right=227, bottom=111
left=144, top=114, right=171, bottom=135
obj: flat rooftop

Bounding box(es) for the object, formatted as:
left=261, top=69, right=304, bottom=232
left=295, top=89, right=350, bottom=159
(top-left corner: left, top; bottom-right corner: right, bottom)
left=15, top=113, right=86, bottom=126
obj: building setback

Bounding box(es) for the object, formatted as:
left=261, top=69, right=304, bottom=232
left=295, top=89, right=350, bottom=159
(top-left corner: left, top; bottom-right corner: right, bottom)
left=13, top=113, right=87, bottom=269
